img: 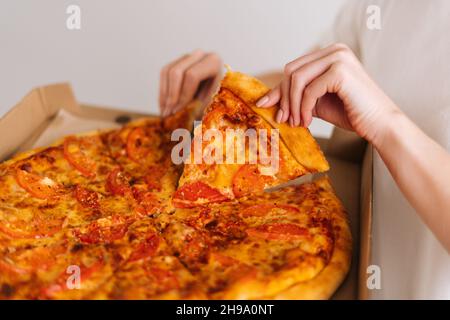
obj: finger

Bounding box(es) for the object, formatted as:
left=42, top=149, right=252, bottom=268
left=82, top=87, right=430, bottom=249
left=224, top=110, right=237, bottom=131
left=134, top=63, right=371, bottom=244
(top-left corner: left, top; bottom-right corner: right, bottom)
left=289, top=51, right=343, bottom=126
left=256, top=43, right=348, bottom=109
left=283, top=43, right=349, bottom=77
left=160, top=54, right=188, bottom=116
left=256, top=85, right=281, bottom=108
left=159, top=65, right=169, bottom=115
left=165, top=50, right=206, bottom=112
left=300, top=69, right=341, bottom=127
left=279, top=77, right=291, bottom=123
left=175, top=53, right=221, bottom=112
left=314, top=94, right=353, bottom=130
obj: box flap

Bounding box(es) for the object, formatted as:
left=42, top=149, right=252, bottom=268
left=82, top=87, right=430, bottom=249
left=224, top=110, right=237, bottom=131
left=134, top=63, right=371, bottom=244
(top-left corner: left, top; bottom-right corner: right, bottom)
left=0, top=83, right=80, bottom=160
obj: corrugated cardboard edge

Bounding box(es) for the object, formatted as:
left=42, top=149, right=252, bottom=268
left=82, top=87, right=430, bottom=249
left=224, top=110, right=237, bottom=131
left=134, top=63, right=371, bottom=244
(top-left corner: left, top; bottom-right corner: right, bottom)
left=0, top=83, right=79, bottom=160
left=357, top=145, right=373, bottom=299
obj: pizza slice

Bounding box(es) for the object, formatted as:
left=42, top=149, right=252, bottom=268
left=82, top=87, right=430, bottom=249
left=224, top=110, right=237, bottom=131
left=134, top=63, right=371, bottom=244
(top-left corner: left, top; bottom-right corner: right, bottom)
left=221, top=70, right=330, bottom=172
left=173, top=70, right=329, bottom=207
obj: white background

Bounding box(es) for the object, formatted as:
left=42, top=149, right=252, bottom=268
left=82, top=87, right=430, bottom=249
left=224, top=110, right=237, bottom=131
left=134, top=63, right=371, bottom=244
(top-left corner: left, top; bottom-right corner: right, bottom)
left=0, top=0, right=345, bottom=137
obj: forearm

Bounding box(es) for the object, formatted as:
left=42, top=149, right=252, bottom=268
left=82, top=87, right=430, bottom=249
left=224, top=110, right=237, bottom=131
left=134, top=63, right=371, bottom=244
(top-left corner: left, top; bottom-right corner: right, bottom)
left=373, top=111, right=450, bottom=251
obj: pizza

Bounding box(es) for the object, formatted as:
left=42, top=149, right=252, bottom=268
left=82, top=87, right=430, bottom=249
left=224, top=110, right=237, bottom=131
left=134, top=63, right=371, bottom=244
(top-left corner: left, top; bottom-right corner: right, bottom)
left=0, top=71, right=351, bottom=300
left=173, top=71, right=329, bottom=208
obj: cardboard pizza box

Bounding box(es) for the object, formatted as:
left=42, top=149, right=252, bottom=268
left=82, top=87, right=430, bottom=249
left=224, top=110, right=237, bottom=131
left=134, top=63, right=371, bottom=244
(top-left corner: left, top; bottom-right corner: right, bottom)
left=0, top=83, right=373, bottom=300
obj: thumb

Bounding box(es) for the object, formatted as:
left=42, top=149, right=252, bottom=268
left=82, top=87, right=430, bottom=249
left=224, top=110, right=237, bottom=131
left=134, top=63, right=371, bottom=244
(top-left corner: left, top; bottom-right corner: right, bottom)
left=314, top=94, right=353, bottom=131
left=256, top=85, right=281, bottom=108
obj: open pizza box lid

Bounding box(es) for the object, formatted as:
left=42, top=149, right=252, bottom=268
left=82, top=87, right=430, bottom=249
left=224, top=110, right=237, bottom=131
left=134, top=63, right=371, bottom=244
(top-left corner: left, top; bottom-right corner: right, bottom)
left=0, top=83, right=373, bottom=300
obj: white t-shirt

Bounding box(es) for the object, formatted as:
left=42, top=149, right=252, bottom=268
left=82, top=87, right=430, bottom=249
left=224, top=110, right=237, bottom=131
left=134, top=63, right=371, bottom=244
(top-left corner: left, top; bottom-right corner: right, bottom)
left=326, top=0, right=450, bottom=299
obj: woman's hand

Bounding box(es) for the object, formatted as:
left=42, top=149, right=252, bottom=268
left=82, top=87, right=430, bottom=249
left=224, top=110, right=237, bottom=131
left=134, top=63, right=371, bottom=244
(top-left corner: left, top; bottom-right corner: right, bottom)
left=256, top=43, right=399, bottom=146
left=159, top=50, right=222, bottom=117
left=257, top=43, right=450, bottom=251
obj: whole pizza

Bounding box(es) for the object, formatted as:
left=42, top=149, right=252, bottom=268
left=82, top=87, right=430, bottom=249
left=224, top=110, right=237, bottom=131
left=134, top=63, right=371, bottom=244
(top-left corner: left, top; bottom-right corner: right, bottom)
left=0, top=71, right=352, bottom=299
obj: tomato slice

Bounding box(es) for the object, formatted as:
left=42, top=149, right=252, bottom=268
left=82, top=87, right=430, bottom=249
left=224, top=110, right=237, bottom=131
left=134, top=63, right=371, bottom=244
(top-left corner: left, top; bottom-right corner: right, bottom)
left=128, top=234, right=160, bottom=262
left=232, top=165, right=274, bottom=198
left=210, top=252, right=242, bottom=267
left=246, top=223, right=310, bottom=241
left=0, top=259, right=31, bottom=276
left=144, top=267, right=180, bottom=291
left=73, top=215, right=129, bottom=244
left=15, top=168, right=64, bottom=200
left=173, top=182, right=229, bottom=208
left=0, top=244, right=66, bottom=276
left=144, top=165, right=167, bottom=191
left=73, top=185, right=100, bottom=209
left=132, top=188, right=162, bottom=215
left=0, top=212, right=64, bottom=239
left=240, top=204, right=299, bottom=217
left=106, top=168, right=131, bottom=196
left=126, top=127, right=156, bottom=163
left=63, top=136, right=96, bottom=178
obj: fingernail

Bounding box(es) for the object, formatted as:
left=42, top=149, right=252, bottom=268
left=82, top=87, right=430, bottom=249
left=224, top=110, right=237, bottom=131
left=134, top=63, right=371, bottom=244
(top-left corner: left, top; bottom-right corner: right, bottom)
left=256, top=96, right=269, bottom=107
left=289, top=117, right=294, bottom=127
left=276, top=110, right=284, bottom=123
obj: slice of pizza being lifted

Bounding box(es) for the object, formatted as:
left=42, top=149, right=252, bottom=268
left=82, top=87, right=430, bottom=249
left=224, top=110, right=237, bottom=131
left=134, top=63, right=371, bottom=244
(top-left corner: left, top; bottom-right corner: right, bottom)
left=173, top=70, right=329, bottom=208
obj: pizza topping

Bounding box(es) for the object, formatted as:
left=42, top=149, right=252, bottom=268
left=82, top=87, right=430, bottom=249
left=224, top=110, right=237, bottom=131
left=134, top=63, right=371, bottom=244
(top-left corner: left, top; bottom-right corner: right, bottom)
left=211, top=252, right=243, bottom=268
left=144, top=267, right=180, bottom=292
left=0, top=258, right=31, bottom=276
left=126, top=127, right=151, bottom=162
left=164, top=223, right=210, bottom=270
left=126, top=126, right=162, bottom=163
left=173, top=182, right=229, bottom=207
left=63, top=136, right=97, bottom=178
left=73, top=185, right=100, bottom=209
left=15, top=168, right=64, bottom=199
left=128, top=234, right=160, bottom=262
left=73, top=215, right=130, bottom=244
left=246, top=223, right=310, bottom=241
left=132, top=188, right=162, bottom=215
left=232, top=165, right=275, bottom=198
left=186, top=209, right=247, bottom=244
left=0, top=208, right=64, bottom=239
left=0, top=244, right=66, bottom=276
left=240, top=204, right=299, bottom=217
left=106, top=168, right=132, bottom=196
left=144, top=165, right=167, bottom=191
